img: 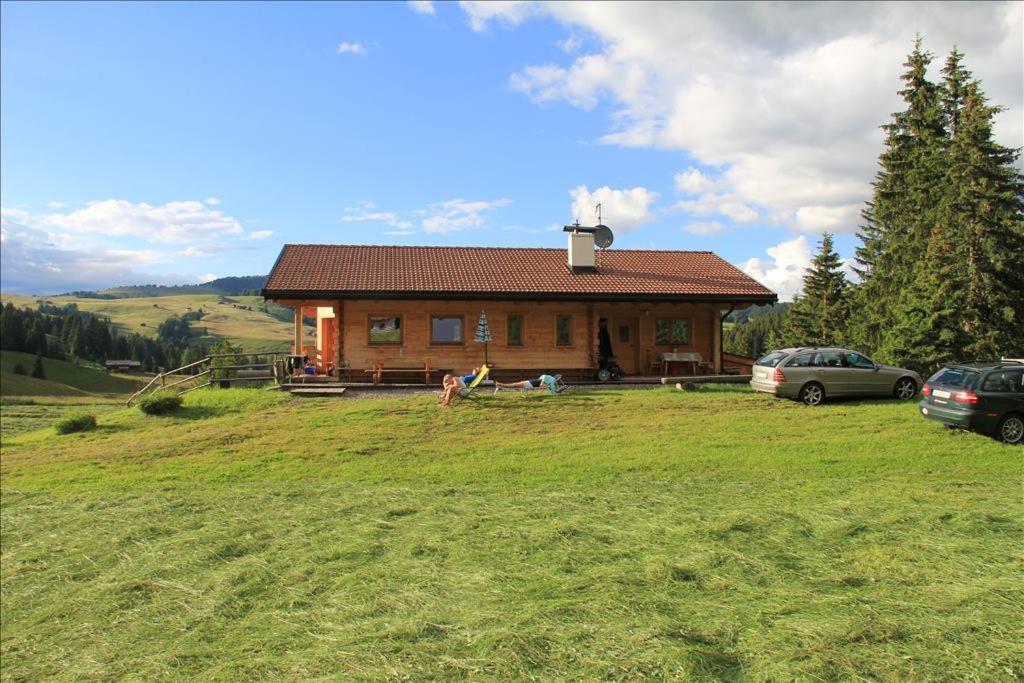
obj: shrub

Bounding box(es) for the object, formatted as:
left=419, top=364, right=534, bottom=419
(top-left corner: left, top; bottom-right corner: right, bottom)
left=55, top=413, right=97, bottom=435
left=138, top=391, right=183, bottom=415
left=13, top=363, right=27, bottom=375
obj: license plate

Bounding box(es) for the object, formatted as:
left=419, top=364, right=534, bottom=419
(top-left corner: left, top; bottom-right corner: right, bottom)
left=933, top=389, right=951, bottom=399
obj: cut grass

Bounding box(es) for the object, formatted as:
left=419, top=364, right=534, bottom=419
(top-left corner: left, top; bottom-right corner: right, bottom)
left=1, top=387, right=1021, bottom=680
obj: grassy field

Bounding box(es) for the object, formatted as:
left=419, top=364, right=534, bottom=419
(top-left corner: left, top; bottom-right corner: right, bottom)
left=1, top=293, right=313, bottom=353
left=1, top=387, right=1021, bottom=680
left=0, top=351, right=147, bottom=398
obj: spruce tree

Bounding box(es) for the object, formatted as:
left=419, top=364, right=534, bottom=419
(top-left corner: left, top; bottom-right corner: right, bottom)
left=850, top=37, right=947, bottom=353
left=882, top=227, right=967, bottom=373
left=31, top=354, right=46, bottom=380
left=781, top=233, right=849, bottom=347
left=939, top=81, right=1024, bottom=358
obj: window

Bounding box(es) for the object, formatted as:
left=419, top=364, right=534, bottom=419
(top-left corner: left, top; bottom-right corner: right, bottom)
left=926, top=368, right=979, bottom=390
left=843, top=352, right=875, bottom=369
left=618, top=325, right=630, bottom=343
left=507, top=314, right=523, bottom=346
left=787, top=353, right=814, bottom=367
left=813, top=351, right=843, bottom=368
left=368, top=315, right=402, bottom=345
left=430, top=315, right=463, bottom=344
left=555, top=315, right=573, bottom=346
left=756, top=351, right=788, bottom=368
left=655, top=318, right=690, bottom=345
left=981, top=370, right=1022, bottom=393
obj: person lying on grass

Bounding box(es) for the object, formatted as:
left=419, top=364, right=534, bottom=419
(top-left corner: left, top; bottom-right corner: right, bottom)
left=493, top=374, right=561, bottom=395
left=439, top=367, right=480, bottom=407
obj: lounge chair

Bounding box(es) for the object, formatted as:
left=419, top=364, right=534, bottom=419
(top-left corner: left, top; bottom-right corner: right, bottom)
left=451, top=365, right=491, bottom=406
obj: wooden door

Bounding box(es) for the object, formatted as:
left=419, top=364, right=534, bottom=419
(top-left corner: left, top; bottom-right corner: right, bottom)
left=613, top=317, right=639, bottom=375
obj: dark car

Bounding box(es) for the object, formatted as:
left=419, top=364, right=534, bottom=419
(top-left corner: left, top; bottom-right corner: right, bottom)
left=919, top=361, right=1024, bottom=444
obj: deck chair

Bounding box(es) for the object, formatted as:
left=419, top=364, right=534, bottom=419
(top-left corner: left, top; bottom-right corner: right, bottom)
left=451, top=364, right=490, bottom=406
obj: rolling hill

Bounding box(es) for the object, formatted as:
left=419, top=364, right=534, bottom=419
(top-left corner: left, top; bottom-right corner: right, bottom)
left=1, top=292, right=313, bottom=355
left=0, top=350, right=148, bottom=397
left=60, top=275, right=268, bottom=299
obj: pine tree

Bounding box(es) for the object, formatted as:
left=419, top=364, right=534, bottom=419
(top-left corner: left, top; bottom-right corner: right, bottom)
left=781, top=233, right=849, bottom=347
left=31, top=354, right=46, bottom=380
left=881, top=227, right=967, bottom=373
left=850, top=36, right=947, bottom=353
left=940, top=47, right=971, bottom=138
left=940, top=81, right=1024, bottom=357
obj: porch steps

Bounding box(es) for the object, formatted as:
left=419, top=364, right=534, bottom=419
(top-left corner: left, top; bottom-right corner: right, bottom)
left=284, top=387, right=348, bottom=397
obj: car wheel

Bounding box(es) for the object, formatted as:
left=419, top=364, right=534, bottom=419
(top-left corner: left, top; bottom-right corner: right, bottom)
left=997, top=414, right=1024, bottom=445
left=894, top=377, right=917, bottom=400
left=800, top=382, right=825, bottom=406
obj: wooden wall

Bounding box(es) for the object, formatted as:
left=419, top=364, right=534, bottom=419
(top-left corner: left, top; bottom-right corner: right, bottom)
left=272, top=298, right=725, bottom=378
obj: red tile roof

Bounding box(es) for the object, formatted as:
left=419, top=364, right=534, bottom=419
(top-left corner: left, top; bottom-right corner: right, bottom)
left=263, top=244, right=776, bottom=302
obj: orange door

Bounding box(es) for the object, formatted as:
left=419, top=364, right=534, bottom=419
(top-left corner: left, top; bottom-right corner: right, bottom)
left=320, top=321, right=335, bottom=371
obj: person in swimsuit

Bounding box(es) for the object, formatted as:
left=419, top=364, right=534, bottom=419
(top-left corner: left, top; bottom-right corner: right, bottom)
left=439, top=367, right=480, bottom=406
left=493, top=374, right=559, bottom=394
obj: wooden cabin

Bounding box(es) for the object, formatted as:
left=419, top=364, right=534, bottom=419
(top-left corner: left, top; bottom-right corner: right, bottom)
left=261, top=234, right=776, bottom=382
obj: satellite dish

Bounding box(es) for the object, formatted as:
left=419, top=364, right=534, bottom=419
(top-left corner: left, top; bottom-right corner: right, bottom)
left=594, top=224, right=614, bottom=249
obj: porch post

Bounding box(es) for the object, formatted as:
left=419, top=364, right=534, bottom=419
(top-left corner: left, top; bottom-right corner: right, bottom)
left=293, top=304, right=302, bottom=355
left=333, top=300, right=343, bottom=376
left=712, top=306, right=722, bottom=373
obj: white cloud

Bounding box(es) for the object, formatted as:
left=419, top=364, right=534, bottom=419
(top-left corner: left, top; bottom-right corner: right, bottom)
left=740, top=236, right=812, bottom=302
left=0, top=217, right=190, bottom=294
left=460, top=1, right=537, bottom=32
left=203, top=197, right=221, bottom=206
left=42, top=199, right=244, bottom=244
left=485, top=2, right=1022, bottom=236
left=421, top=198, right=513, bottom=233
left=245, top=229, right=274, bottom=240
left=557, top=35, right=581, bottom=53
left=1, top=207, right=30, bottom=224
left=793, top=204, right=860, bottom=234
left=683, top=220, right=728, bottom=236
left=674, top=168, right=717, bottom=195
left=569, top=185, right=657, bottom=232
left=342, top=208, right=414, bottom=230
left=408, top=0, right=435, bottom=15
left=337, top=41, right=369, bottom=55
left=47, top=201, right=67, bottom=209
left=198, top=273, right=218, bottom=283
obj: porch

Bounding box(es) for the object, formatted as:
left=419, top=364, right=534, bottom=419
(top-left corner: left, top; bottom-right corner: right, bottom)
left=270, top=297, right=749, bottom=386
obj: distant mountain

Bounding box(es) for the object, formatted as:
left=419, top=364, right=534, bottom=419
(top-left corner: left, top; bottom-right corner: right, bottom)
left=62, top=276, right=268, bottom=299
left=725, top=302, right=791, bottom=324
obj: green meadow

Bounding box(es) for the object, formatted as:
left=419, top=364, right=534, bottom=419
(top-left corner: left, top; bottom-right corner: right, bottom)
left=1, top=387, right=1021, bottom=680
left=1, top=293, right=310, bottom=353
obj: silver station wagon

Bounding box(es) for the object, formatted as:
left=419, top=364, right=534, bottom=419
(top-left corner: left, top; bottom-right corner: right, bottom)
left=750, top=347, right=922, bottom=406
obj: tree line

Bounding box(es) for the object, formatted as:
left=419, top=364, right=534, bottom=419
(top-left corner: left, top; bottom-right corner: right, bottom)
left=0, top=302, right=211, bottom=372
left=727, top=39, right=1023, bottom=374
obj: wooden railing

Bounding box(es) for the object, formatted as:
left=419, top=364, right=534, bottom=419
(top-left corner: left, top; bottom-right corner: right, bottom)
left=126, top=352, right=288, bottom=406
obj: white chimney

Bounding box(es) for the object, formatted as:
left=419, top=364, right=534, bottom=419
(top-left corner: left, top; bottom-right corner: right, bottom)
left=568, top=230, right=595, bottom=272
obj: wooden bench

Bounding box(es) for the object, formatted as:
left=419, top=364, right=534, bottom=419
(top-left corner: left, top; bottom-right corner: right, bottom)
left=364, top=360, right=449, bottom=385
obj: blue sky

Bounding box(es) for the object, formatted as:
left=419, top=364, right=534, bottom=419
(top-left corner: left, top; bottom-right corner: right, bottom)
left=2, top=1, right=1021, bottom=297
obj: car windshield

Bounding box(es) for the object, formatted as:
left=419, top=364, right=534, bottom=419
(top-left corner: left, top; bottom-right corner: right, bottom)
left=756, top=351, right=789, bottom=367
left=927, top=367, right=979, bottom=389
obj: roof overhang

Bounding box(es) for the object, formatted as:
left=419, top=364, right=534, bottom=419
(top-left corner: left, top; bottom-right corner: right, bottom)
left=261, top=288, right=778, bottom=305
